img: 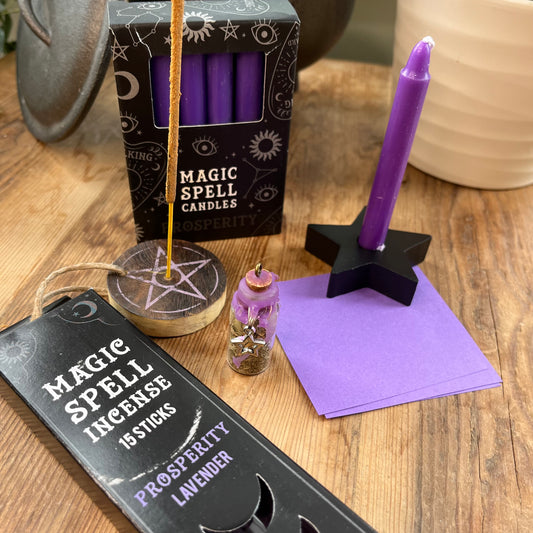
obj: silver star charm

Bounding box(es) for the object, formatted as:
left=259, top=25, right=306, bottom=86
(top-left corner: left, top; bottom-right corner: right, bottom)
left=231, top=323, right=266, bottom=357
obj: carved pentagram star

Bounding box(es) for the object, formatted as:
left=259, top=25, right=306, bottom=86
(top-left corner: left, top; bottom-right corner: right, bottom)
left=305, top=207, right=431, bottom=305
left=126, top=246, right=211, bottom=310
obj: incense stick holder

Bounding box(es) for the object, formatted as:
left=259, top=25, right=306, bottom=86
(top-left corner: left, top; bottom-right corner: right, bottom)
left=305, top=208, right=431, bottom=305
left=107, top=240, right=226, bottom=337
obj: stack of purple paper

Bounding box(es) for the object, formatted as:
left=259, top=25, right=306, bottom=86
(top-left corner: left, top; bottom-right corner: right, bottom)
left=276, top=267, right=501, bottom=418
left=151, top=52, right=265, bottom=127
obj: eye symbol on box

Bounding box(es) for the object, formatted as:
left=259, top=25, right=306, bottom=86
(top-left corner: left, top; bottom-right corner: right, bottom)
left=251, top=20, right=279, bottom=46
left=254, top=184, right=279, bottom=203
left=192, top=136, right=219, bottom=156
left=121, top=113, right=139, bottom=134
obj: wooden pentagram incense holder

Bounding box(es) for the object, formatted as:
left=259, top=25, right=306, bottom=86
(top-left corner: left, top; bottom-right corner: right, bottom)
left=107, top=239, right=226, bottom=337
left=106, top=2, right=226, bottom=337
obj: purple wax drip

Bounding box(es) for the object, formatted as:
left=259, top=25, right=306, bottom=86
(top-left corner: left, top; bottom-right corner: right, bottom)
left=232, top=273, right=279, bottom=343
left=358, top=39, right=433, bottom=251
left=150, top=56, right=171, bottom=128
left=235, top=52, right=265, bottom=123
left=207, top=53, right=234, bottom=124
left=181, top=54, right=207, bottom=126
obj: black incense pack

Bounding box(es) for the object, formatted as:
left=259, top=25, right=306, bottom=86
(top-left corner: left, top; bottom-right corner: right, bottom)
left=0, top=292, right=375, bottom=532
left=108, top=1, right=299, bottom=243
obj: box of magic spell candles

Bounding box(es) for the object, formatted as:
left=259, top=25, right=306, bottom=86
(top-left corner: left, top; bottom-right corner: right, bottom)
left=108, top=1, right=300, bottom=243
left=0, top=292, right=376, bottom=532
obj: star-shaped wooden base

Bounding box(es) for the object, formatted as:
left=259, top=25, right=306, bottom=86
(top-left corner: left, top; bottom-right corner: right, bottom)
left=305, top=208, right=431, bottom=305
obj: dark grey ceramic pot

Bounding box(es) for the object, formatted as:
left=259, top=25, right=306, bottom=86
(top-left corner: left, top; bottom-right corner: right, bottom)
left=288, top=0, right=356, bottom=69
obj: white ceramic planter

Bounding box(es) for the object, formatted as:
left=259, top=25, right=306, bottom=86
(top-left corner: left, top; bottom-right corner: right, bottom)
left=394, top=0, right=533, bottom=189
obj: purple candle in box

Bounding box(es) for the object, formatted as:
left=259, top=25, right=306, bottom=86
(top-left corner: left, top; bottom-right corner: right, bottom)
left=235, top=52, right=265, bottom=122
left=207, top=53, right=234, bottom=124
left=358, top=37, right=434, bottom=251
left=150, top=56, right=171, bottom=128
left=180, top=54, right=207, bottom=126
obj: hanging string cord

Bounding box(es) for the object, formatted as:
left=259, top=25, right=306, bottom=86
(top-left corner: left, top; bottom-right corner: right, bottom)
left=31, top=263, right=127, bottom=321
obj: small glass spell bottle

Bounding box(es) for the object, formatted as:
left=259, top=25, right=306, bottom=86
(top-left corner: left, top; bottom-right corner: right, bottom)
left=227, top=264, right=280, bottom=375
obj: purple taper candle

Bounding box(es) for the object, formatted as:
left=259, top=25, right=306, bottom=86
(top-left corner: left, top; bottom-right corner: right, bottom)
left=358, top=36, right=434, bottom=251
left=207, top=53, right=234, bottom=124
left=180, top=54, right=207, bottom=126
left=151, top=56, right=171, bottom=127
left=235, top=52, right=265, bottom=122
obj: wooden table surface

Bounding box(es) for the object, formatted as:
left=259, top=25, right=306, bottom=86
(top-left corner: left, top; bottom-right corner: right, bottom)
left=0, top=51, right=531, bottom=532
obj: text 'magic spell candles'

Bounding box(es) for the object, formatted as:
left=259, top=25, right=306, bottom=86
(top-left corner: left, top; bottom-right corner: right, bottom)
left=358, top=36, right=434, bottom=251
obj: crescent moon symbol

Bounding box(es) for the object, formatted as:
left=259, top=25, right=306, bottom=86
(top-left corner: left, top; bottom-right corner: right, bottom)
left=200, top=475, right=273, bottom=532
left=115, top=71, right=140, bottom=100
left=72, top=301, right=98, bottom=319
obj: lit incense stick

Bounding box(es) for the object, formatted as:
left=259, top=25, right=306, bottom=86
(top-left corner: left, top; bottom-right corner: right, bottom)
left=165, top=0, right=185, bottom=279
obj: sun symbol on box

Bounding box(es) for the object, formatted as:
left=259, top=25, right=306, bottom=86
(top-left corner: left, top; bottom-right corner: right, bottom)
left=0, top=333, right=36, bottom=369
left=249, top=130, right=282, bottom=161
left=183, top=11, right=215, bottom=43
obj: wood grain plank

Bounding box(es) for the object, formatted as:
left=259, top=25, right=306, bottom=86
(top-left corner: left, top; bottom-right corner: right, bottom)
left=0, top=52, right=531, bottom=533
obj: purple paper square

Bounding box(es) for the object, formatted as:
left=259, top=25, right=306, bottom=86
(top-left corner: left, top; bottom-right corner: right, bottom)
left=276, top=268, right=501, bottom=417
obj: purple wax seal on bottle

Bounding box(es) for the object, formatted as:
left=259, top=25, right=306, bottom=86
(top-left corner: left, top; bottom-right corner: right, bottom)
left=228, top=263, right=280, bottom=375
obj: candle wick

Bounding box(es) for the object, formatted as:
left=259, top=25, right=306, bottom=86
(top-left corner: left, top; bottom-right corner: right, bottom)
left=422, top=35, right=435, bottom=50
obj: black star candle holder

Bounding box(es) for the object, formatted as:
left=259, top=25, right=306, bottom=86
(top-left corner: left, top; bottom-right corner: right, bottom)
left=305, top=207, right=431, bottom=306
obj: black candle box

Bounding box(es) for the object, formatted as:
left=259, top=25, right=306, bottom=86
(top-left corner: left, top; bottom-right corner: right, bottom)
left=0, top=292, right=375, bottom=532
left=108, top=1, right=299, bottom=243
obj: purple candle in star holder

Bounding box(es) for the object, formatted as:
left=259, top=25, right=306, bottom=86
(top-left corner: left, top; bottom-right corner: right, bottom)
left=227, top=264, right=280, bottom=375
left=358, top=36, right=434, bottom=251
left=304, top=37, right=434, bottom=305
